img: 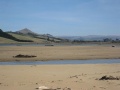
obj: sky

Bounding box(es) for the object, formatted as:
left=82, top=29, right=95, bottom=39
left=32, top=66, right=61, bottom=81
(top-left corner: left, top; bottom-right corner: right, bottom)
left=0, top=0, right=120, bottom=36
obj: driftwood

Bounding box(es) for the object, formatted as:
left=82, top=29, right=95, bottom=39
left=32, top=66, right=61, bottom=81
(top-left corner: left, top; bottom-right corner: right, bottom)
left=13, top=54, right=37, bottom=58
left=99, top=75, right=120, bottom=80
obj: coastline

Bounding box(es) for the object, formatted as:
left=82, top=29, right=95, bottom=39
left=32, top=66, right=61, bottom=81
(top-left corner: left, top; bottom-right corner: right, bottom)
left=0, top=45, right=120, bottom=62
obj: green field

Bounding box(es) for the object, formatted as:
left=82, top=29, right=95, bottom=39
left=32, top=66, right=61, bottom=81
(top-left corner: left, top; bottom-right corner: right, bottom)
left=0, top=33, right=48, bottom=44
left=0, top=37, right=17, bottom=43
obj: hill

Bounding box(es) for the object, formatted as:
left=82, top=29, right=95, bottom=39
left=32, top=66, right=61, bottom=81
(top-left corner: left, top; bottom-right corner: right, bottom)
left=15, top=28, right=67, bottom=43
left=0, top=28, right=68, bottom=44
left=15, top=28, right=54, bottom=39
left=8, top=33, right=48, bottom=43
left=16, top=28, right=37, bottom=35
left=0, top=29, right=33, bottom=43
left=0, top=37, right=17, bottom=43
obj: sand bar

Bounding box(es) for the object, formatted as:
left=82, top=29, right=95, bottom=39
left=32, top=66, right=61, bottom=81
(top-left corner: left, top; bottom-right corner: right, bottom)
left=0, top=45, right=120, bottom=61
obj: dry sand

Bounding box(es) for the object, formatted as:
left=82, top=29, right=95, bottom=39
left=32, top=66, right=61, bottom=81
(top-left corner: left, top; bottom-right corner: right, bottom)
left=0, top=45, right=120, bottom=90
left=0, top=45, right=120, bottom=61
left=0, top=64, right=120, bottom=90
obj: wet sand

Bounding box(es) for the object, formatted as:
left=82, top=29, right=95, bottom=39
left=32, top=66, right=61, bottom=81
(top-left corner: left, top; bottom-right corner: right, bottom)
left=0, top=45, right=120, bottom=61
left=0, top=64, right=120, bottom=90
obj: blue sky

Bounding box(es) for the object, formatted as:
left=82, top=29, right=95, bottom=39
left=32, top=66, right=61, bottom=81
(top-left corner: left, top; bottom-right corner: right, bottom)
left=0, top=0, right=120, bottom=36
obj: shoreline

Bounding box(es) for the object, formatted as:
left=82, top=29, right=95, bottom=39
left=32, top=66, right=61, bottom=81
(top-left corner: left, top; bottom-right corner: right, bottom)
left=0, top=58, right=120, bottom=62
left=0, top=59, right=120, bottom=66
left=1, top=56, right=120, bottom=62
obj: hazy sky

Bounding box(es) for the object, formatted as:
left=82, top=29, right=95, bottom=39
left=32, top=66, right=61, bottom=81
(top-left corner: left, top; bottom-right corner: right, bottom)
left=0, top=0, right=120, bottom=36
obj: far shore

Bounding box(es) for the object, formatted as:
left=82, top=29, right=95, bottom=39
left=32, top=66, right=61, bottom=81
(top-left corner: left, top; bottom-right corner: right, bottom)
left=0, top=45, right=120, bottom=62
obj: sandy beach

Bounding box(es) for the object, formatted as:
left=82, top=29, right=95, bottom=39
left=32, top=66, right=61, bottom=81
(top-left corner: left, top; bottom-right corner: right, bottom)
left=0, top=45, right=120, bottom=90
left=0, top=64, right=120, bottom=90
left=0, top=45, right=120, bottom=61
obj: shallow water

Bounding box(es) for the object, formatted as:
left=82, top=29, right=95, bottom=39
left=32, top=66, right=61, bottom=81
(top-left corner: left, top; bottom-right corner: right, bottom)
left=0, top=59, right=120, bottom=65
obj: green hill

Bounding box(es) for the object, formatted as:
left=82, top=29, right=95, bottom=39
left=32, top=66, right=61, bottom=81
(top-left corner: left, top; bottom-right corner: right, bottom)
left=8, top=33, right=48, bottom=43
left=0, top=29, right=33, bottom=42
left=0, top=28, right=68, bottom=44
left=0, top=37, right=17, bottom=43
left=0, top=29, right=47, bottom=43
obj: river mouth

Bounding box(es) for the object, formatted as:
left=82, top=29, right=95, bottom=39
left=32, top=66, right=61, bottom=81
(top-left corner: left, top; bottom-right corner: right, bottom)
left=0, top=59, right=120, bottom=65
